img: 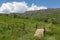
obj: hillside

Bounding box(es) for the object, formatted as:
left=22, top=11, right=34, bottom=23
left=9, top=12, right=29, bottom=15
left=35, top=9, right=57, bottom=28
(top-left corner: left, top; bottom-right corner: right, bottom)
left=0, top=8, right=60, bottom=40
left=9, top=8, right=60, bottom=24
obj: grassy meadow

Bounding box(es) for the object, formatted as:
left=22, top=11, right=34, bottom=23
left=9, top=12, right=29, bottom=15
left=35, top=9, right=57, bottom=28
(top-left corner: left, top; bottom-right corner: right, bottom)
left=0, top=15, right=60, bottom=40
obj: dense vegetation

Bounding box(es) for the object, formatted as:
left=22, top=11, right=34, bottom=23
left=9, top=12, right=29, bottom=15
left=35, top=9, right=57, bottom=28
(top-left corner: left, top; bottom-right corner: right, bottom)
left=0, top=8, right=60, bottom=40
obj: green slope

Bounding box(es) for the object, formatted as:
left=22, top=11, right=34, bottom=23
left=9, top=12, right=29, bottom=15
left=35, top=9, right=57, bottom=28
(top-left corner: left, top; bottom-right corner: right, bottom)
left=0, top=15, right=60, bottom=40
left=0, top=8, right=60, bottom=40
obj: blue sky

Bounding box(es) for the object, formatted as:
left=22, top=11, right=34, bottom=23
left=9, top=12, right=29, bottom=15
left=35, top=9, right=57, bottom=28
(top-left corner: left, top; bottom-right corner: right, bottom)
left=0, top=0, right=60, bottom=8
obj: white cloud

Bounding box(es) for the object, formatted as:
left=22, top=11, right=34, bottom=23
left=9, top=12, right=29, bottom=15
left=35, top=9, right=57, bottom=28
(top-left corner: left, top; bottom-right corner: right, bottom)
left=0, top=1, right=47, bottom=13
left=27, top=4, right=47, bottom=11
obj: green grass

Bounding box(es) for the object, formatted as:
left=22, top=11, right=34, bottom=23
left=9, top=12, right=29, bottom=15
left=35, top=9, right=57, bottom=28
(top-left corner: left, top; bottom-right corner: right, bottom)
left=0, top=16, right=60, bottom=40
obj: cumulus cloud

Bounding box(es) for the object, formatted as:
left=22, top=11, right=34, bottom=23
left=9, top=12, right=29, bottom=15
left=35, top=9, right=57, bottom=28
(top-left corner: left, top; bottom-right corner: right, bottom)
left=0, top=1, right=28, bottom=13
left=0, top=1, right=47, bottom=13
left=28, top=4, right=47, bottom=11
